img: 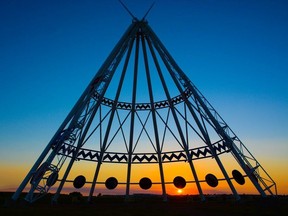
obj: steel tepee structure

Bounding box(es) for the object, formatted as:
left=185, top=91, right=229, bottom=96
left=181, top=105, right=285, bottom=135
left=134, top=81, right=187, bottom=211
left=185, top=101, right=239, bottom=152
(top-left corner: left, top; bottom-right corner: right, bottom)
left=12, top=15, right=276, bottom=203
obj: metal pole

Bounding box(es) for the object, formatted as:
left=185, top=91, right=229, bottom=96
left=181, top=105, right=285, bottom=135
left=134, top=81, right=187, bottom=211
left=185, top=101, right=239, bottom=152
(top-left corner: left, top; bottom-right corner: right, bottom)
left=141, top=31, right=167, bottom=201
left=126, top=31, right=140, bottom=199
left=141, top=32, right=167, bottom=201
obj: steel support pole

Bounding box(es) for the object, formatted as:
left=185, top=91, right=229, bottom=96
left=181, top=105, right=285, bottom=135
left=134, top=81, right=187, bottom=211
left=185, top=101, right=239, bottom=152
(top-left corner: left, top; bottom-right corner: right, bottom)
left=141, top=33, right=167, bottom=201
left=126, top=32, right=140, bottom=199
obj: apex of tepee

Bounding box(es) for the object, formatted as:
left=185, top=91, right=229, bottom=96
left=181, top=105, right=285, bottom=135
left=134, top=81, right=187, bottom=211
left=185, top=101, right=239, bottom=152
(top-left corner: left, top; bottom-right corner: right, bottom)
left=119, top=0, right=155, bottom=22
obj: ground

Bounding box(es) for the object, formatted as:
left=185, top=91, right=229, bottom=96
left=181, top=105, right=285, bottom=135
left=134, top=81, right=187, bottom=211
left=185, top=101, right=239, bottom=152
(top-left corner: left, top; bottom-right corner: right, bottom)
left=1, top=192, right=287, bottom=216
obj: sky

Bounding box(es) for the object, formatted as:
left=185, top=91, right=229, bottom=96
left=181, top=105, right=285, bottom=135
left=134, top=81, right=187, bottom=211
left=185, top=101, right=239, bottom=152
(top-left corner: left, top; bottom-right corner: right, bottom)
left=0, top=0, right=287, bottom=197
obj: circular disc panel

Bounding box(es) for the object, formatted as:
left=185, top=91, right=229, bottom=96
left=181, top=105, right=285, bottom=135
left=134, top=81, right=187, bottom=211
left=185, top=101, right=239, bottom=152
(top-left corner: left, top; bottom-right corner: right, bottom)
left=105, top=177, right=118, bottom=190
left=232, top=170, right=245, bottom=185
left=205, top=174, right=218, bottom=187
left=46, top=172, right=58, bottom=187
left=73, top=175, right=86, bottom=189
left=173, top=176, right=186, bottom=189
left=139, top=177, right=152, bottom=190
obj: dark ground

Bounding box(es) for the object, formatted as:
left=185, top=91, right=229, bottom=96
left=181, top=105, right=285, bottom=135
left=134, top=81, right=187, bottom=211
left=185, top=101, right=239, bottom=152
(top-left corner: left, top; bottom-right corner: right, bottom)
left=1, top=192, right=287, bottom=216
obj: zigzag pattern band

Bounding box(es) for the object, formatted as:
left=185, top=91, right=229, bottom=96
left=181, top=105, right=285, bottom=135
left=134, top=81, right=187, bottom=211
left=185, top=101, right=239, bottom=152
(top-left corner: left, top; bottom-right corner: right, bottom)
left=92, top=88, right=192, bottom=110
left=57, top=141, right=229, bottom=163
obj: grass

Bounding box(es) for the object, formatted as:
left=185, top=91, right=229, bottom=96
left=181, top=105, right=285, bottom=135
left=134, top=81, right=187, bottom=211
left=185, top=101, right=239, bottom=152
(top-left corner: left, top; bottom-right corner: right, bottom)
left=1, top=192, right=287, bottom=216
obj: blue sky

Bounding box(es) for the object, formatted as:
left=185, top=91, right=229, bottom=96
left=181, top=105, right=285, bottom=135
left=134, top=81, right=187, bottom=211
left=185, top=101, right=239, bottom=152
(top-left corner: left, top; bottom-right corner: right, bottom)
left=0, top=0, right=287, bottom=194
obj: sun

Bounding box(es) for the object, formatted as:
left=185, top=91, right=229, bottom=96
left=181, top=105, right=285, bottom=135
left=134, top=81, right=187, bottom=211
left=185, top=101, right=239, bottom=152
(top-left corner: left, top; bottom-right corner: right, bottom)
left=177, top=189, right=183, bottom=194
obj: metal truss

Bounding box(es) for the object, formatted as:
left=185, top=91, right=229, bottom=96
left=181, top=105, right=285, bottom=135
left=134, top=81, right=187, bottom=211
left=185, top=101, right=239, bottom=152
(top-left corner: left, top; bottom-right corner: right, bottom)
left=12, top=19, right=277, bottom=203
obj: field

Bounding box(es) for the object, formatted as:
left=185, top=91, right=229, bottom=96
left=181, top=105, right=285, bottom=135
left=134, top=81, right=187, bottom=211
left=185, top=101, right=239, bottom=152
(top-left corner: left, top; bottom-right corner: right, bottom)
left=1, top=192, right=287, bottom=216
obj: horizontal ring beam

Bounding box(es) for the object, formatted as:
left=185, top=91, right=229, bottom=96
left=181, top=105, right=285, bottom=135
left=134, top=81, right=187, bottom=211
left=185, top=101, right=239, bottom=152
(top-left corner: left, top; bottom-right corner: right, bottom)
left=57, top=140, right=230, bottom=163
left=92, top=88, right=192, bottom=110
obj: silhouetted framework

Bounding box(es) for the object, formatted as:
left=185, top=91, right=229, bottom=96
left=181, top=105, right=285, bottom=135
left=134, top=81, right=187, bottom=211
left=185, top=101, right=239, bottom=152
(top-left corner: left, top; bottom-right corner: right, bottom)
left=12, top=18, right=277, bottom=203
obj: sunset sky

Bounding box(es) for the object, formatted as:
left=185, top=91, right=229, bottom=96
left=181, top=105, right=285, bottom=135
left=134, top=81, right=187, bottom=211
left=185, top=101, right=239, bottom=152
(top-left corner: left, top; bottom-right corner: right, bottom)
left=0, top=0, right=287, bottom=197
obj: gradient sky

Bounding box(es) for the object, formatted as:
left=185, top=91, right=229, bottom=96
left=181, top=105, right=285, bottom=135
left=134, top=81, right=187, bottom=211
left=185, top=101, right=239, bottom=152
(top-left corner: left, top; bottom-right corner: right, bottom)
left=0, top=0, right=287, bottom=195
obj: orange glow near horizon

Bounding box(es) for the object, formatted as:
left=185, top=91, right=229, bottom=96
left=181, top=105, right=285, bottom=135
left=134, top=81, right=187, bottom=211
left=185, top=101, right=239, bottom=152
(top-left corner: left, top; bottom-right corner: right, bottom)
left=0, top=154, right=286, bottom=196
